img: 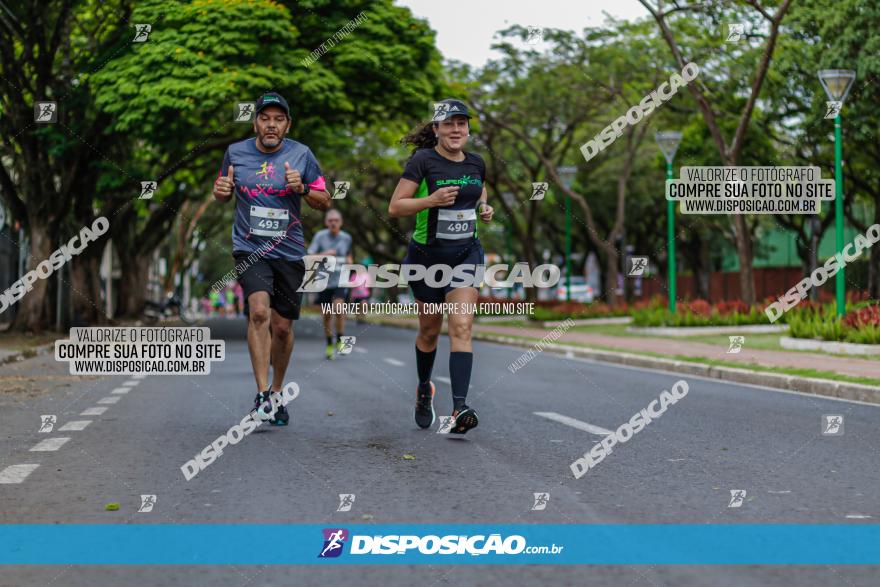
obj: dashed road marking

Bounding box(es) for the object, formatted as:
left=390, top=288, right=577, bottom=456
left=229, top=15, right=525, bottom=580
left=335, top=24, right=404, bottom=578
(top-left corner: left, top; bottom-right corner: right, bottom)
left=533, top=412, right=613, bottom=436
left=0, top=464, right=40, bottom=484
left=383, top=358, right=405, bottom=367
left=845, top=514, right=872, bottom=519
left=98, top=396, right=121, bottom=404
left=81, top=407, right=108, bottom=416
left=58, top=420, right=92, bottom=431
left=132, top=374, right=148, bottom=380
left=122, top=380, right=140, bottom=387
left=30, top=438, right=70, bottom=452
left=111, top=387, right=130, bottom=394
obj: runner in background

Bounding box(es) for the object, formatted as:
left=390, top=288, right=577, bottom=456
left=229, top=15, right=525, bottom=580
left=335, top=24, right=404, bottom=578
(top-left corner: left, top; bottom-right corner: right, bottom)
left=224, top=287, right=236, bottom=318
left=307, top=209, right=353, bottom=359
left=233, top=281, right=245, bottom=316
left=388, top=99, right=494, bottom=434
left=350, top=261, right=371, bottom=324
left=209, top=290, right=223, bottom=317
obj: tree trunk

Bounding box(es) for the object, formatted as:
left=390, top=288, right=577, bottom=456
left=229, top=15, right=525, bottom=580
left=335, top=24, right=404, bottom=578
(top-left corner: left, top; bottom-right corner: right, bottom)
left=604, top=251, right=620, bottom=306
left=12, top=220, right=54, bottom=332
left=69, top=253, right=104, bottom=325
left=118, top=249, right=150, bottom=318
left=870, top=202, right=880, bottom=299
left=732, top=213, right=756, bottom=304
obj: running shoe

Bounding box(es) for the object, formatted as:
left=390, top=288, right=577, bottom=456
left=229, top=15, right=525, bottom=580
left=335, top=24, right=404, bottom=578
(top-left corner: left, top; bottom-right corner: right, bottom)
left=252, top=390, right=275, bottom=422
left=450, top=405, right=479, bottom=434
left=325, top=342, right=335, bottom=360
left=270, top=390, right=289, bottom=426
left=414, top=382, right=436, bottom=429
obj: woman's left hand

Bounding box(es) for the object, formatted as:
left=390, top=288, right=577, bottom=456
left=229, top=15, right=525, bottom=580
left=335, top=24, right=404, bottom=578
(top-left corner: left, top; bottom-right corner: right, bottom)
left=479, top=203, right=494, bottom=223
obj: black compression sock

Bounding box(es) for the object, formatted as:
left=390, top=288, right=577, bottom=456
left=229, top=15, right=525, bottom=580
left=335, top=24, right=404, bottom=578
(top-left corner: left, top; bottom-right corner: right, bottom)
left=336, top=334, right=344, bottom=343
left=326, top=336, right=333, bottom=346
left=416, top=345, right=436, bottom=389
left=449, top=351, right=473, bottom=411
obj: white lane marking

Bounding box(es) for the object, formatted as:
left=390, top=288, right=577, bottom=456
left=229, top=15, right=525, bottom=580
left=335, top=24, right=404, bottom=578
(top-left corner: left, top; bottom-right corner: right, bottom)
left=767, top=490, right=791, bottom=494
left=383, top=358, right=405, bottom=367
left=0, top=464, right=40, bottom=484
left=845, top=514, right=872, bottom=519
left=111, top=387, right=130, bottom=394
left=98, top=396, right=121, bottom=404
left=132, top=374, right=148, bottom=380
left=58, top=420, right=92, bottom=431
left=30, top=437, right=70, bottom=452
left=354, top=347, right=367, bottom=354
left=81, top=407, right=107, bottom=416
left=122, top=380, right=140, bottom=387
left=533, top=412, right=613, bottom=436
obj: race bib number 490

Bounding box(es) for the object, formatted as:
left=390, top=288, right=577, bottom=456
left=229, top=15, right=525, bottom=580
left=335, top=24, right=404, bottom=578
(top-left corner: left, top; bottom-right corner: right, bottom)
left=249, top=206, right=288, bottom=237
left=437, top=208, right=476, bottom=240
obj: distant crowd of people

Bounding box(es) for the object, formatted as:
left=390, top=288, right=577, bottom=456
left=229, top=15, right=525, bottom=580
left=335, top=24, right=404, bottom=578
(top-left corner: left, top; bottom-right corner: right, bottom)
left=202, top=283, right=244, bottom=317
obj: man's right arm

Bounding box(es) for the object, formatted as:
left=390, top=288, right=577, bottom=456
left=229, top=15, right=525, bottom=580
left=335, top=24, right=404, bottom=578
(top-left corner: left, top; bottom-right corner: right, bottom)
left=213, top=150, right=235, bottom=202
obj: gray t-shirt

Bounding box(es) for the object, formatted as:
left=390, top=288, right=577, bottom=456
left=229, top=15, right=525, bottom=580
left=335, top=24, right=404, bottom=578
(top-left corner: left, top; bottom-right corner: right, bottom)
left=308, top=229, right=353, bottom=289
left=221, top=138, right=325, bottom=261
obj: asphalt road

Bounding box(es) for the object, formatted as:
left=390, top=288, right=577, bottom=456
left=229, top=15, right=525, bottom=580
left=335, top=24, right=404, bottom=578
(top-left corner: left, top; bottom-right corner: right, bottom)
left=1, top=317, right=878, bottom=586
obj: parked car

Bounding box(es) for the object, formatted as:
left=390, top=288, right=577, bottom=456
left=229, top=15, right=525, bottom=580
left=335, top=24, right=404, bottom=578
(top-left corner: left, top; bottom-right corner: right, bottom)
left=555, top=276, right=594, bottom=303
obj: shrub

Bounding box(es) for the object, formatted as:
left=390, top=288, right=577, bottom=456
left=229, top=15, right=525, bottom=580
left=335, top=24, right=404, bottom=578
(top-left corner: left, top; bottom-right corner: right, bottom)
left=631, top=300, right=769, bottom=327
left=787, top=302, right=880, bottom=344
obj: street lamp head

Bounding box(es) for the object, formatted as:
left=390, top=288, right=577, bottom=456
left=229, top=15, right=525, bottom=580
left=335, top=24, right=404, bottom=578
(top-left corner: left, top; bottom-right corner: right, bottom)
left=655, top=131, right=683, bottom=165
left=818, top=69, right=856, bottom=103
left=557, top=166, right=578, bottom=189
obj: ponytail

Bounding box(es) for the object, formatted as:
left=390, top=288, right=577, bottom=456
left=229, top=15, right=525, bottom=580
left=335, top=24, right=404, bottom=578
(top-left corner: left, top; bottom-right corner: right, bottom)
left=401, top=121, right=437, bottom=155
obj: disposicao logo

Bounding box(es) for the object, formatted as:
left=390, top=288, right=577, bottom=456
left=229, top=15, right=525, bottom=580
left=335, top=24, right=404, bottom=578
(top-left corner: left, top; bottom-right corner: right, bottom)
left=319, top=528, right=348, bottom=558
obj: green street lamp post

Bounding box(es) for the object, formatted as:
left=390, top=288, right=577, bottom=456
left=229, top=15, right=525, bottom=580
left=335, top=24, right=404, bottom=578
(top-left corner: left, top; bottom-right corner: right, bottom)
left=818, top=69, right=856, bottom=317
left=558, top=166, right=578, bottom=301
left=656, top=131, right=682, bottom=313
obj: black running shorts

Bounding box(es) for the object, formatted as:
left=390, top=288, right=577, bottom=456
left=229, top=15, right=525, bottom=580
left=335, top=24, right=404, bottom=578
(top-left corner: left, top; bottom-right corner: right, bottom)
left=403, top=239, right=485, bottom=304
left=233, top=251, right=305, bottom=320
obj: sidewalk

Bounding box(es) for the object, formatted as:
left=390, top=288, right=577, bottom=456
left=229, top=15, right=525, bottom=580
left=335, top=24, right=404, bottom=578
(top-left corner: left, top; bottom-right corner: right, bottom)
left=0, top=332, right=57, bottom=366
left=473, top=324, right=880, bottom=382
left=367, top=315, right=880, bottom=399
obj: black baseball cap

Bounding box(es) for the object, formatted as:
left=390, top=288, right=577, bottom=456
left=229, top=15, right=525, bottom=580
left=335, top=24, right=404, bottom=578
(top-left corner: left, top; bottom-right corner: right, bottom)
left=255, top=92, right=290, bottom=117
left=433, top=98, right=472, bottom=121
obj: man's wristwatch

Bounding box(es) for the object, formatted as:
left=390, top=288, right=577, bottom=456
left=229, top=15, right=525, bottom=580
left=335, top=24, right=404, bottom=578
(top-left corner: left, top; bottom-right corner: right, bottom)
left=299, top=183, right=311, bottom=196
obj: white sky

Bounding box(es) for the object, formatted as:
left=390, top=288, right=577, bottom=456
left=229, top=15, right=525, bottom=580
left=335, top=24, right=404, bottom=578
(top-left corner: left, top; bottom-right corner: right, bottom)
left=396, top=0, right=648, bottom=67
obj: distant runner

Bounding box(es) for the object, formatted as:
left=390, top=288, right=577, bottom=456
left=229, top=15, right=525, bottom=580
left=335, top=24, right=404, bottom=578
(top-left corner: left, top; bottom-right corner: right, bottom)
left=388, top=99, right=494, bottom=434
left=212, top=92, right=331, bottom=425
left=307, top=209, right=353, bottom=360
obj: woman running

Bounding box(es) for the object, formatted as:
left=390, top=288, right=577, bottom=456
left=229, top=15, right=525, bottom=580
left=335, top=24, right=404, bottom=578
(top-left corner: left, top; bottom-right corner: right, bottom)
left=388, top=99, right=494, bottom=434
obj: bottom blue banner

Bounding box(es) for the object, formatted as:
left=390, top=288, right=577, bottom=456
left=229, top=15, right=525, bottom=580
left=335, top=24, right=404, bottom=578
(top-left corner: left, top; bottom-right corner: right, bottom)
left=1, top=525, right=878, bottom=565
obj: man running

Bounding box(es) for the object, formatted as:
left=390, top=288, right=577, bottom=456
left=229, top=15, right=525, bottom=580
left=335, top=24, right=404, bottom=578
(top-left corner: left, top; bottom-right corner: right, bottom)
left=212, top=92, right=331, bottom=425
left=307, top=209, right=353, bottom=360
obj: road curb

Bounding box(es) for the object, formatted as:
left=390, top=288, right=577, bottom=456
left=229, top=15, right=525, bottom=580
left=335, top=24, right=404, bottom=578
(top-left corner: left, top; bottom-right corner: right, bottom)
left=365, top=317, right=880, bottom=404
left=779, top=336, right=880, bottom=356
left=0, top=342, right=55, bottom=367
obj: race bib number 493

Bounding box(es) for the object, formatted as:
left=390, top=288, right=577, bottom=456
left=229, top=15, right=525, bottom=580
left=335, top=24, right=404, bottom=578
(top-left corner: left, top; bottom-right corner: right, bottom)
left=249, top=206, right=289, bottom=237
